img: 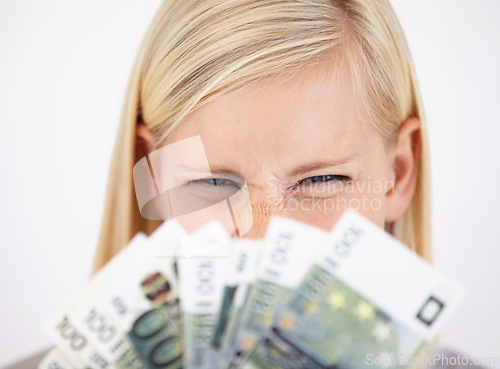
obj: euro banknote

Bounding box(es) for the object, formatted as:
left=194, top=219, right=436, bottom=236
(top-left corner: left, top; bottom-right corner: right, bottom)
left=43, top=221, right=183, bottom=369
left=225, top=218, right=329, bottom=368
left=208, top=240, right=264, bottom=368
left=177, top=222, right=231, bottom=369
left=42, top=233, right=149, bottom=369
left=40, top=211, right=464, bottom=369
left=241, top=211, right=464, bottom=368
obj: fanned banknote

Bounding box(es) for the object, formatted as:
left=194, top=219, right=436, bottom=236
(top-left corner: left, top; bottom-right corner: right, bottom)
left=44, top=221, right=183, bottom=369
left=41, top=211, right=464, bottom=369
left=208, top=240, right=264, bottom=368
left=177, top=221, right=232, bottom=369
left=226, top=218, right=329, bottom=368
left=243, top=211, right=464, bottom=369
left=84, top=220, right=183, bottom=369
left=42, top=233, right=149, bottom=369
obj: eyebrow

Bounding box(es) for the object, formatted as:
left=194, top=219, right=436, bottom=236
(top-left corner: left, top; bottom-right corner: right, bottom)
left=174, top=163, right=244, bottom=180
left=175, top=162, right=234, bottom=174
left=286, top=156, right=358, bottom=177
left=175, top=155, right=357, bottom=177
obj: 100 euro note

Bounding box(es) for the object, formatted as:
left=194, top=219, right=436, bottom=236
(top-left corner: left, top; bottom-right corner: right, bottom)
left=78, top=220, right=183, bottom=369
left=43, top=220, right=184, bottom=369
left=41, top=210, right=464, bottom=369
left=176, top=221, right=233, bottom=369
left=208, top=240, right=265, bottom=368
left=226, top=218, right=329, bottom=369
left=41, top=232, right=148, bottom=369
left=245, top=211, right=464, bottom=369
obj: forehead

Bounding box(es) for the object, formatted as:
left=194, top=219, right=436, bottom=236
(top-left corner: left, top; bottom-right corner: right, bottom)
left=162, top=63, right=378, bottom=175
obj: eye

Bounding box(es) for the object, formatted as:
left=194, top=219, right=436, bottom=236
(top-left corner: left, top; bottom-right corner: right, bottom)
left=289, top=174, right=351, bottom=198
left=187, top=177, right=243, bottom=198
left=299, top=174, right=350, bottom=185
left=189, top=178, right=240, bottom=187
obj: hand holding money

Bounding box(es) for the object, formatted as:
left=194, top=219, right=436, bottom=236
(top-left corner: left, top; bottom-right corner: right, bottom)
left=39, top=211, right=463, bottom=369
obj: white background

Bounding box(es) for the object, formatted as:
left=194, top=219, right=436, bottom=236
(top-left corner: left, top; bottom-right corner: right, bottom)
left=0, top=0, right=499, bottom=367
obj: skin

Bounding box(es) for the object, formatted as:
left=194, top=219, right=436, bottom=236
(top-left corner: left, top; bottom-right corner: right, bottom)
left=136, top=62, right=421, bottom=238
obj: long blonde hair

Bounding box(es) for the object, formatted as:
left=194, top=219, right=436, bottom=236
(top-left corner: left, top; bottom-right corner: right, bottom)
left=94, top=0, right=432, bottom=271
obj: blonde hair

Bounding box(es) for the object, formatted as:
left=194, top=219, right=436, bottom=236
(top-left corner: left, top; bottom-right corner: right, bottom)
left=94, top=0, right=432, bottom=271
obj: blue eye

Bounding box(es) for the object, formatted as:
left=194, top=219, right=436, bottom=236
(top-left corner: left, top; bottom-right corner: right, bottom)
left=189, top=178, right=239, bottom=187
left=289, top=174, right=351, bottom=198
left=300, top=175, right=350, bottom=184
left=184, top=177, right=241, bottom=201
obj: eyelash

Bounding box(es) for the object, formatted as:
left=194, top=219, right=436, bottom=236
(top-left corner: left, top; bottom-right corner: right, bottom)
left=189, top=178, right=239, bottom=187
left=297, top=174, right=351, bottom=186
left=189, top=174, right=351, bottom=189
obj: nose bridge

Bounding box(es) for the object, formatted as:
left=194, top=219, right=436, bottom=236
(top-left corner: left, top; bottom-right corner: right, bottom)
left=241, top=196, right=288, bottom=239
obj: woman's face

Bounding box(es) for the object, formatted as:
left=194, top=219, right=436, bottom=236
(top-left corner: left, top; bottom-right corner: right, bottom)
left=148, top=62, right=420, bottom=238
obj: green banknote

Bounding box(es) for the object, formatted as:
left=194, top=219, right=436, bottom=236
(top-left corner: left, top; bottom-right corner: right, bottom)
left=40, top=211, right=464, bottom=369
left=208, top=240, right=264, bottom=368
left=83, top=220, right=182, bottom=369
left=43, top=233, right=149, bottom=369
left=46, top=221, right=183, bottom=369
left=177, top=221, right=232, bottom=369
left=69, top=296, right=147, bottom=369
left=126, top=306, right=182, bottom=369
left=243, top=211, right=464, bottom=369
left=245, top=264, right=411, bottom=369
left=226, top=217, right=328, bottom=369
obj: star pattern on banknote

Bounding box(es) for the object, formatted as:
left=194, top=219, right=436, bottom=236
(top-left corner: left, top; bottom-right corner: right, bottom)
left=354, top=301, right=374, bottom=320
left=328, top=291, right=346, bottom=309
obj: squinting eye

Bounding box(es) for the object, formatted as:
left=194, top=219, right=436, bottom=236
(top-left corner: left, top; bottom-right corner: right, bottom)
left=299, top=175, right=350, bottom=184
left=290, top=174, right=351, bottom=198
left=185, top=177, right=242, bottom=200
left=189, top=178, right=240, bottom=187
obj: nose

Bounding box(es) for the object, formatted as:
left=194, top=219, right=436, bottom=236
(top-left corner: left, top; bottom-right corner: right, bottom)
left=240, top=200, right=287, bottom=239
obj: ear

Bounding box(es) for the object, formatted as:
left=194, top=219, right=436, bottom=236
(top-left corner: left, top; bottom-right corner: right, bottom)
left=135, top=123, right=157, bottom=161
left=384, top=117, right=422, bottom=223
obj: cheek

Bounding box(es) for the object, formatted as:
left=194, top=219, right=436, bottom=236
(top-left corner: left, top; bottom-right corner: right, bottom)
left=352, top=144, right=394, bottom=228
left=281, top=193, right=385, bottom=232
left=298, top=184, right=388, bottom=231
left=343, top=171, right=391, bottom=228
left=350, top=187, right=387, bottom=229
left=287, top=197, right=347, bottom=232
left=277, top=175, right=391, bottom=232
